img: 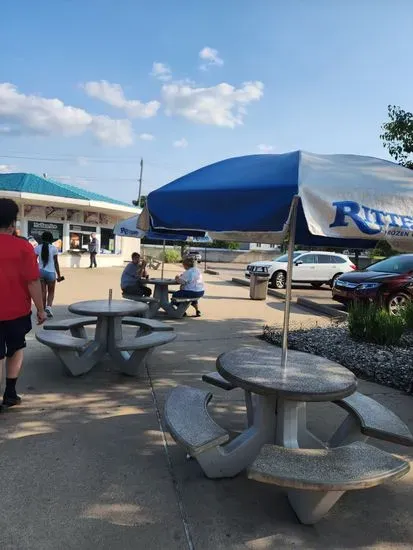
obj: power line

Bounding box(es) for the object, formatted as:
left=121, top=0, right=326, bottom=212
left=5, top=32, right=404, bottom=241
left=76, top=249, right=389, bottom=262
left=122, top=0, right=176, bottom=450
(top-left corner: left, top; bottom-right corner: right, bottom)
left=0, top=152, right=181, bottom=170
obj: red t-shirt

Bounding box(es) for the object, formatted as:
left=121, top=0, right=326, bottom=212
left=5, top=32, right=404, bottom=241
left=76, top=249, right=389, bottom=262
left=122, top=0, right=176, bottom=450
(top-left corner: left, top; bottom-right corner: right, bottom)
left=0, top=234, right=40, bottom=321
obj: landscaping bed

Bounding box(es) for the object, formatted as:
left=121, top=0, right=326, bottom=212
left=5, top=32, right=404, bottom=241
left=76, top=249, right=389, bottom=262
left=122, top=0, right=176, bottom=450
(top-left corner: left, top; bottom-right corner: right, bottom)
left=262, top=324, right=413, bottom=394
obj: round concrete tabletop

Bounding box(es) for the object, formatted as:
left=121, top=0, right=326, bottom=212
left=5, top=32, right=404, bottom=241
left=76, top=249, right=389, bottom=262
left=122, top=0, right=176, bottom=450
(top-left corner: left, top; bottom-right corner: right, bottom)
left=69, top=300, right=148, bottom=317
left=145, top=279, right=179, bottom=285
left=217, top=346, right=357, bottom=402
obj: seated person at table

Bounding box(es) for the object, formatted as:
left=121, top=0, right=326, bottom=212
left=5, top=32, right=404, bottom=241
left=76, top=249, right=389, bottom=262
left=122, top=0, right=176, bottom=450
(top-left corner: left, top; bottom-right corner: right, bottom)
left=172, top=257, right=204, bottom=317
left=121, top=253, right=151, bottom=297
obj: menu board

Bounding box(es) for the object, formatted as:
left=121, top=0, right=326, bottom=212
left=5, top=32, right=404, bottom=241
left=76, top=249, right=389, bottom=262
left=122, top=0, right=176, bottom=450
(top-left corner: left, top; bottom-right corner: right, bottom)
left=24, top=205, right=46, bottom=219
left=67, top=209, right=84, bottom=222
left=45, top=207, right=66, bottom=221
left=27, top=221, right=64, bottom=252
left=84, top=211, right=99, bottom=224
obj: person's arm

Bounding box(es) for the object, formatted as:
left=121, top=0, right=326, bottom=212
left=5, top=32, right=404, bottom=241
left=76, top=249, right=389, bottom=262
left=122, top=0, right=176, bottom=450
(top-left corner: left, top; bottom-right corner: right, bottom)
left=28, top=280, right=46, bottom=324
left=52, top=247, right=61, bottom=278
left=22, top=243, right=46, bottom=324
left=54, top=256, right=61, bottom=279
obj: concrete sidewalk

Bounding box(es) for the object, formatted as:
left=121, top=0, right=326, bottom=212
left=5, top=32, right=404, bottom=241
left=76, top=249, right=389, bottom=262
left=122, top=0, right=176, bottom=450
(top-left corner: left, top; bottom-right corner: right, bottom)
left=0, top=267, right=412, bottom=549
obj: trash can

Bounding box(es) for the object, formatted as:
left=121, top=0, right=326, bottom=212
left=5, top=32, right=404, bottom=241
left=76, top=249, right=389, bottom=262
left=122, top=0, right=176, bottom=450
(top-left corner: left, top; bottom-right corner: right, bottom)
left=249, top=272, right=270, bottom=300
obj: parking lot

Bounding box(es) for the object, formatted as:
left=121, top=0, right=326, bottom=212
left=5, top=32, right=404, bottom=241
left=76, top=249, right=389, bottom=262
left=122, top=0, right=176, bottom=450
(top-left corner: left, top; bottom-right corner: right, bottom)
left=208, top=262, right=347, bottom=317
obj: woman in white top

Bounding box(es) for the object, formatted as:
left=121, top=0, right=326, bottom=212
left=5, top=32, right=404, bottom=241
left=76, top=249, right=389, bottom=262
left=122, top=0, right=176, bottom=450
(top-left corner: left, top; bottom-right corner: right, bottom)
left=172, top=256, right=205, bottom=317
left=34, top=231, right=61, bottom=318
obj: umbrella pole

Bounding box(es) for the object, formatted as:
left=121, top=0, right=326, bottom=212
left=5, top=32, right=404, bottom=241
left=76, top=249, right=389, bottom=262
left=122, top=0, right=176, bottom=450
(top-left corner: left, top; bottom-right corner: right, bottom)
left=281, top=196, right=299, bottom=370
left=161, top=240, right=165, bottom=279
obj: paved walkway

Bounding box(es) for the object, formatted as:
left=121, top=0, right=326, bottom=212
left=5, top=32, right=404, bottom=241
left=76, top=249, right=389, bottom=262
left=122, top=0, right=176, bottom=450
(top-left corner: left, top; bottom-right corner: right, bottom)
left=0, top=266, right=412, bottom=549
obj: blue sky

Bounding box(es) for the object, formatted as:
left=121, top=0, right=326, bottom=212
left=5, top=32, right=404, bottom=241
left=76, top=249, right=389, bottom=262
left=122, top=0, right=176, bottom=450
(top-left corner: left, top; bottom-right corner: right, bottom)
left=1, top=0, right=412, bottom=203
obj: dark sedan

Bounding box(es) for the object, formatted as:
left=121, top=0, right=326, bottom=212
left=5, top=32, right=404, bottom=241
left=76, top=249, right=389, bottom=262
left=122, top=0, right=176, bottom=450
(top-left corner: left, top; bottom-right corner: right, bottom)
left=332, top=254, right=413, bottom=314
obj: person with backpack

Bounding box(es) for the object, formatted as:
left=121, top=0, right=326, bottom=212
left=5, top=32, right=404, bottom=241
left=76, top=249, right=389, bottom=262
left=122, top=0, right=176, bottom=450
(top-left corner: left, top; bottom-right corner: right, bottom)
left=34, top=231, right=62, bottom=318
left=0, top=199, right=46, bottom=411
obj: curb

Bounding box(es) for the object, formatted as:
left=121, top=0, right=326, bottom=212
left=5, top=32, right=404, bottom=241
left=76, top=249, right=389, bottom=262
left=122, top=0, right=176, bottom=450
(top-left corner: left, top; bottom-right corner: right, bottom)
left=297, top=297, right=348, bottom=320
left=231, top=277, right=348, bottom=320
left=205, top=269, right=219, bottom=275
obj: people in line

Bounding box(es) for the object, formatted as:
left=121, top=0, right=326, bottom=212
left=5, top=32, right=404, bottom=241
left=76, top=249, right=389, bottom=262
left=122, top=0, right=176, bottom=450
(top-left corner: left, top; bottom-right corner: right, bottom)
left=0, top=199, right=46, bottom=412
left=88, top=233, right=98, bottom=268
left=172, top=256, right=204, bottom=317
left=34, top=231, right=62, bottom=318
left=121, top=252, right=152, bottom=297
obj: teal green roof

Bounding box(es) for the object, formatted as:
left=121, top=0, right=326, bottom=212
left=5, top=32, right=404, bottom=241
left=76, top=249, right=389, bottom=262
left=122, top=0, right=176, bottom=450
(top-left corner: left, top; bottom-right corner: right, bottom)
left=0, top=173, right=131, bottom=207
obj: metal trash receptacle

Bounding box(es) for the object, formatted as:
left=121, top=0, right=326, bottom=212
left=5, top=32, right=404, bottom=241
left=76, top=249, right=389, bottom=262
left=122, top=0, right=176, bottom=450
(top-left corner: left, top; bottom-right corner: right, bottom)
left=249, top=272, right=270, bottom=300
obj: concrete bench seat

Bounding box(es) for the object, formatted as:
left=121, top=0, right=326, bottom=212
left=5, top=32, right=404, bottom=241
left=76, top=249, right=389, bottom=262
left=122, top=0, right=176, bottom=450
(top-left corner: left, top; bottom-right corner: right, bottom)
left=36, top=329, right=99, bottom=377
left=248, top=441, right=410, bottom=524
left=113, top=331, right=176, bottom=376
left=330, top=392, right=413, bottom=447
left=36, top=330, right=90, bottom=351
left=44, top=317, right=97, bottom=338
left=115, top=331, right=176, bottom=351
left=122, top=317, right=174, bottom=332
left=165, top=385, right=230, bottom=456
left=202, top=371, right=236, bottom=391
left=122, top=294, right=160, bottom=318
left=169, top=297, right=203, bottom=319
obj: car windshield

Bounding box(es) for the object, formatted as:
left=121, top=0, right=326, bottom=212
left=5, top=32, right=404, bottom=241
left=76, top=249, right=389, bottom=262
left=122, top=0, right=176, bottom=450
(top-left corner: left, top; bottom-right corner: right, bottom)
left=274, top=252, right=302, bottom=262
left=366, top=255, right=413, bottom=274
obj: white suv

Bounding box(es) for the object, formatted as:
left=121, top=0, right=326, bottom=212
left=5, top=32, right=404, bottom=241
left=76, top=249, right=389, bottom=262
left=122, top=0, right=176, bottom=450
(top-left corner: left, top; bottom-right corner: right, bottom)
left=245, top=251, right=356, bottom=289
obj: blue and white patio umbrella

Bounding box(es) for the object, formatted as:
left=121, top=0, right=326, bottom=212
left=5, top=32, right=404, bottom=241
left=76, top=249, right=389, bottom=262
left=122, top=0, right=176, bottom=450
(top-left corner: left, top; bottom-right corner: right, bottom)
left=114, top=215, right=211, bottom=277
left=138, top=150, right=413, bottom=367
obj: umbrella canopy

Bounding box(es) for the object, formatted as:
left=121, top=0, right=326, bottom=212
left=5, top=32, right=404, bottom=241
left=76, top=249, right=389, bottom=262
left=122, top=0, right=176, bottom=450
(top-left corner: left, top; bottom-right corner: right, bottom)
left=140, top=151, right=413, bottom=251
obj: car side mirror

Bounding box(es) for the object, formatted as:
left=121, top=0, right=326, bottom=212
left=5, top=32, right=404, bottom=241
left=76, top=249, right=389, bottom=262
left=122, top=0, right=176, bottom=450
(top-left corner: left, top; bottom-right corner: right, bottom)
left=294, top=260, right=303, bottom=266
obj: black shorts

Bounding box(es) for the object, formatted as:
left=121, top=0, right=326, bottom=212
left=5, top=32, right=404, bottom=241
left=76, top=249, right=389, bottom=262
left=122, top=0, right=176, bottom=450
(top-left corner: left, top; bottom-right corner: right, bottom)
left=0, top=314, right=32, bottom=360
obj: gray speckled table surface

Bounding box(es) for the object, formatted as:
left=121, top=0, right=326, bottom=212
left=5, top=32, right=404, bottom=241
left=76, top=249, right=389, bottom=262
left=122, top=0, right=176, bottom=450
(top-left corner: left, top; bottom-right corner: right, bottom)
left=217, top=346, right=357, bottom=401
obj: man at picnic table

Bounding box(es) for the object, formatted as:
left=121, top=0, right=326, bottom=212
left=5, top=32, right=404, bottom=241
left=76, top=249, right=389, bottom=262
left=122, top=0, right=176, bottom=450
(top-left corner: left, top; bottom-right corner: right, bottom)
left=121, top=252, right=152, bottom=297
left=0, top=199, right=47, bottom=412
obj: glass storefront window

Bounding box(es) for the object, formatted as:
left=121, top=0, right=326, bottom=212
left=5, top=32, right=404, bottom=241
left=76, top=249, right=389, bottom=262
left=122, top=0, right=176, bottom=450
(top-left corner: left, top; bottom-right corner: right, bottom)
left=69, top=225, right=96, bottom=251
left=101, top=228, right=116, bottom=254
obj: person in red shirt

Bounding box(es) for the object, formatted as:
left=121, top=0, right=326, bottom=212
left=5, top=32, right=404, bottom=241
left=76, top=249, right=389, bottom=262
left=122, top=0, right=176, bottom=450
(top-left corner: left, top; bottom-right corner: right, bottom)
left=0, top=199, right=46, bottom=411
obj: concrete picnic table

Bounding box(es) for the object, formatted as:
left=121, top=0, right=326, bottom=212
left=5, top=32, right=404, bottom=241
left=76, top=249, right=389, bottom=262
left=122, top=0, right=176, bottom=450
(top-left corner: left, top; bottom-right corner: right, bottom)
left=217, top=346, right=357, bottom=450
left=144, top=278, right=180, bottom=316
left=68, top=299, right=148, bottom=367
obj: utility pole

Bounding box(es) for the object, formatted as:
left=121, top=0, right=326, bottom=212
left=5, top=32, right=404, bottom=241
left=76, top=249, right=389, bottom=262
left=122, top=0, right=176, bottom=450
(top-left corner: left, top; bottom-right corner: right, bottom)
left=137, top=158, right=144, bottom=208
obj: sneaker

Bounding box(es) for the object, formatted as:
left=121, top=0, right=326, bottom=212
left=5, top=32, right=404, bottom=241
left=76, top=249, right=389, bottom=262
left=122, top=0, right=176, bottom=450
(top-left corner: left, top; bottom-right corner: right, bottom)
left=45, top=306, right=53, bottom=318
left=3, top=395, right=22, bottom=408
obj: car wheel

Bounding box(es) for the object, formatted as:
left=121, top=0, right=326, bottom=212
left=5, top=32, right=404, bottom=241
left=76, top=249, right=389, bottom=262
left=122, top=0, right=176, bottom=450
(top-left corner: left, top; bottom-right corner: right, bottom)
left=330, top=273, right=342, bottom=288
left=271, top=270, right=286, bottom=289
left=387, top=292, right=409, bottom=315
left=311, top=283, right=324, bottom=289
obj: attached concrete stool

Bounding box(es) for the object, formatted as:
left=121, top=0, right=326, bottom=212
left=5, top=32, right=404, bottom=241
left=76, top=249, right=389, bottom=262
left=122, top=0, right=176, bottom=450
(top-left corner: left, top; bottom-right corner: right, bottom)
left=330, top=392, right=413, bottom=447
left=248, top=441, right=410, bottom=524
left=36, top=330, right=102, bottom=377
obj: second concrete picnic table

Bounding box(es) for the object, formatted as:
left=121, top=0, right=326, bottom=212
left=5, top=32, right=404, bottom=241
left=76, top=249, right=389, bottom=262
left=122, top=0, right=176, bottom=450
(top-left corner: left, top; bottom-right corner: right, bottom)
left=144, top=278, right=180, bottom=316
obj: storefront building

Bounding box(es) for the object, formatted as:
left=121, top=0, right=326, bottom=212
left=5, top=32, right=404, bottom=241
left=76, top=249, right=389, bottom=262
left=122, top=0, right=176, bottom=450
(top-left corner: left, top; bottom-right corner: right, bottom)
left=0, top=173, right=140, bottom=267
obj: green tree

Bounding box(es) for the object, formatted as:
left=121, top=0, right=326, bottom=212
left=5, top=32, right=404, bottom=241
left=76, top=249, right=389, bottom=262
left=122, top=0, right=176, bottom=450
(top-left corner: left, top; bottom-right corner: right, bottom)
left=132, top=195, right=147, bottom=208
left=380, top=105, right=413, bottom=169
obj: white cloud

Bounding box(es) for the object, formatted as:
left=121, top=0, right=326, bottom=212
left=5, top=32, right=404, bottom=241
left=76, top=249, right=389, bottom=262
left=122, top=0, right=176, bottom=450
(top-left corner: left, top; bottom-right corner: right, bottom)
left=199, top=47, right=224, bottom=70
left=139, top=133, right=155, bottom=141
left=83, top=80, right=160, bottom=119
left=150, top=62, right=172, bottom=81
left=0, top=164, right=16, bottom=173
left=0, top=82, right=134, bottom=147
left=76, top=156, right=89, bottom=166
left=257, top=144, right=275, bottom=153
left=173, top=138, right=188, bottom=148
left=162, top=80, right=264, bottom=128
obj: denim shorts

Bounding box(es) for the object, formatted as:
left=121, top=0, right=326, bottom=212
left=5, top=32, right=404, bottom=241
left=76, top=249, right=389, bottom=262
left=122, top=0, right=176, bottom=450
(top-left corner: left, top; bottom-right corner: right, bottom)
left=40, top=269, right=56, bottom=283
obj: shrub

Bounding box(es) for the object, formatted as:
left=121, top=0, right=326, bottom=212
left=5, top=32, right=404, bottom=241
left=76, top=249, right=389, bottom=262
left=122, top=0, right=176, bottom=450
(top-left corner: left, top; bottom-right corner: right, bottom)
left=348, top=302, right=405, bottom=346
left=402, top=300, right=413, bottom=330
left=161, top=248, right=181, bottom=263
